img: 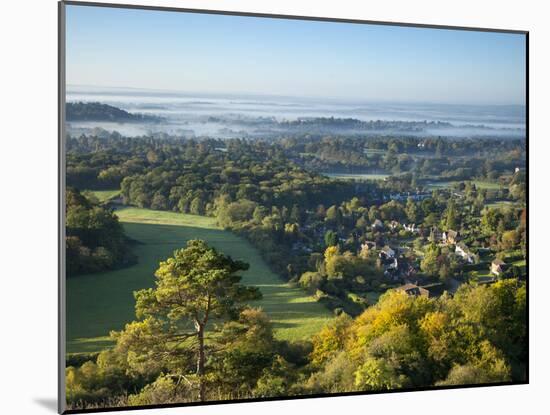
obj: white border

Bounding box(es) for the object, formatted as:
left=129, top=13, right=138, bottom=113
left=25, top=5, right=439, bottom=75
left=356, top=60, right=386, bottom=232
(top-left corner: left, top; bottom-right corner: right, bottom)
left=1, top=1, right=546, bottom=414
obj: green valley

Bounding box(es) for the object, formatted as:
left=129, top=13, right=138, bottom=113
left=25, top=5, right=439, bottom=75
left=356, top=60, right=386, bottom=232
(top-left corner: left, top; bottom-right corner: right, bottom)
left=67, top=207, right=332, bottom=354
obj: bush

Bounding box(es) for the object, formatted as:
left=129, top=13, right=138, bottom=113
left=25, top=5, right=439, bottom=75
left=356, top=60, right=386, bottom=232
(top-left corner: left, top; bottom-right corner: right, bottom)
left=128, top=374, right=188, bottom=406
left=299, top=272, right=325, bottom=293
left=66, top=353, right=99, bottom=368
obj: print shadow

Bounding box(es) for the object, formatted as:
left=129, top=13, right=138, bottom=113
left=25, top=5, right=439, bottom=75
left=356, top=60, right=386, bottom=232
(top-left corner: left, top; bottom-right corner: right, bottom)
left=34, top=398, right=57, bottom=413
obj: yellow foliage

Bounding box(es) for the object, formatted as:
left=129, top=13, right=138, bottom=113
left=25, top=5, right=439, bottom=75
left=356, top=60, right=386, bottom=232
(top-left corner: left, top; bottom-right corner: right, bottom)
left=310, top=314, right=352, bottom=366
left=347, top=290, right=433, bottom=360
left=324, top=245, right=339, bottom=262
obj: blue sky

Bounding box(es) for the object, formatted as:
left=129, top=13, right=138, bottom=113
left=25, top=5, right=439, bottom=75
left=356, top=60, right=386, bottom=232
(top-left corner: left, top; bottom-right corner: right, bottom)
left=66, top=5, right=526, bottom=105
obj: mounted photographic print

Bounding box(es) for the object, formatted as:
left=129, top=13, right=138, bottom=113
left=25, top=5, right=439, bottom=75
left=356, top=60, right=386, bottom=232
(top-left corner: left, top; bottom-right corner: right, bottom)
left=59, top=1, right=528, bottom=413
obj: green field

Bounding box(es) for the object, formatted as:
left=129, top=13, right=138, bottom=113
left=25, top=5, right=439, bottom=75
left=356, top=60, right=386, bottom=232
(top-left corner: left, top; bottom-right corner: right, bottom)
left=485, top=200, right=518, bottom=209
left=363, top=148, right=386, bottom=155
left=425, top=179, right=504, bottom=191
left=424, top=181, right=455, bottom=190
left=471, top=180, right=504, bottom=190
left=323, top=172, right=389, bottom=181
left=84, top=189, right=121, bottom=202
left=67, top=208, right=332, bottom=354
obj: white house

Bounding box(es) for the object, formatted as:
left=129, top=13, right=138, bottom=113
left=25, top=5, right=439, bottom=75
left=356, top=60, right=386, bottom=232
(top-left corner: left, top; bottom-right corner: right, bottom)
left=404, top=223, right=419, bottom=233
left=380, top=245, right=396, bottom=259
left=455, top=243, right=474, bottom=264
left=389, top=220, right=400, bottom=231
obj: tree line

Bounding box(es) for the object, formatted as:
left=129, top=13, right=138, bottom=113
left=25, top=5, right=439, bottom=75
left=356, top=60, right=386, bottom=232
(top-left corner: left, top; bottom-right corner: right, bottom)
left=67, top=102, right=162, bottom=123
left=66, top=188, right=135, bottom=276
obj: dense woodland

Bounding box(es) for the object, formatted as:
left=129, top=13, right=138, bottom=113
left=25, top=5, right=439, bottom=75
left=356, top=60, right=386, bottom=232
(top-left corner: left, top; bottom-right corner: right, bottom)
left=65, top=127, right=527, bottom=409
left=281, top=135, right=525, bottom=178
left=67, top=102, right=162, bottom=123
left=66, top=188, right=135, bottom=276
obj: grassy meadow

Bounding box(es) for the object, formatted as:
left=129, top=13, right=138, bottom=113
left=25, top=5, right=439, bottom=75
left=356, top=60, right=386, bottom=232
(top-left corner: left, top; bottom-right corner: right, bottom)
left=485, top=200, right=519, bottom=209
left=323, top=172, right=389, bottom=181
left=425, top=179, right=505, bottom=191
left=84, top=189, right=121, bottom=202
left=67, top=207, right=332, bottom=354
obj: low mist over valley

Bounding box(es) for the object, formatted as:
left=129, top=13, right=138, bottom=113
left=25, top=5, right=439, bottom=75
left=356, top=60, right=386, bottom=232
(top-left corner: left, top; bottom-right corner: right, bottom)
left=66, top=86, right=526, bottom=140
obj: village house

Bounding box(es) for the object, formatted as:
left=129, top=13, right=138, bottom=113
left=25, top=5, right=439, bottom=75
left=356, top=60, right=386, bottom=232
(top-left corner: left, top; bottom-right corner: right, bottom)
left=428, top=226, right=443, bottom=243
left=404, top=223, right=419, bottom=233
left=396, top=283, right=430, bottom=298
left=384, top=261, right=400, bottom=281
left=388, top=191, right=431, bottom=202
left=491, top=258, right=508, bottom=276
left=379, top=245, right=396, bottom=259
left=443, top=229, right=460, bottom=245
left=389, top=220, right=400, bottom=231
left=387, top=257, right=398, bottom=270
left=455, top=243, right=475, bottom=264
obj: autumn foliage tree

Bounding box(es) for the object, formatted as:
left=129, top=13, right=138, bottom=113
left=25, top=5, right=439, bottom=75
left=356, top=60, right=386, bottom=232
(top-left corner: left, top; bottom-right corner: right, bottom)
left=305, top=279, right=526, bottom=393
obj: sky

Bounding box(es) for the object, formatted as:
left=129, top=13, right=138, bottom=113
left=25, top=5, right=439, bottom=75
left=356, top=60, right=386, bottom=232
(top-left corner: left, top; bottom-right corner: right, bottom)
left=65, top=4, right=526, bottom=105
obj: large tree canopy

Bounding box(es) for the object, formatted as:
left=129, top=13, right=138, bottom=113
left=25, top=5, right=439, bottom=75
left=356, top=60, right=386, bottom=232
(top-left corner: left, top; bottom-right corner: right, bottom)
left=113, top=240, right=261, bottom=401
left=66, top=188, right=135, bottom=276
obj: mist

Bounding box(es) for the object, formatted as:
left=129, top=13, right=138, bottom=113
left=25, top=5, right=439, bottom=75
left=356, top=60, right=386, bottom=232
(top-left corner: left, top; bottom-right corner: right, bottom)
left=66, top=86, right=526, bottom=140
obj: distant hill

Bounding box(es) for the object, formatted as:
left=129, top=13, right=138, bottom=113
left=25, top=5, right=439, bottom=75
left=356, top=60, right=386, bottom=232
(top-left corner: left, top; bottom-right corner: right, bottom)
left=280, top=117, right=453, bottom=132
left=66, top=102, right=162, bottom=122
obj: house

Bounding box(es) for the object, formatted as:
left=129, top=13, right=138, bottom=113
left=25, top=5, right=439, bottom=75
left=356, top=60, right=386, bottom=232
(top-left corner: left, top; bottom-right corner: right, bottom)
left=397, top=283, right=430, bottom=298
left=372, top=219, right=384, bottom=231
left=386, top=257, right=399, bottom=271
left=455, top=243, right=475, bottom=264
left=428, top=226, right=443, bottom=243
left=443, top=230, right=460, bottom=245
left=383, top=258, right=400, bottom=281
left=389, top=220, right=400, bottom=231
left=388, top=191, right=431, bottom=202
left=379, top=245, right=396, bottom=259
left=404, top=223, right=419, bottom=233
left=491, top=259, right=508, bottom=276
